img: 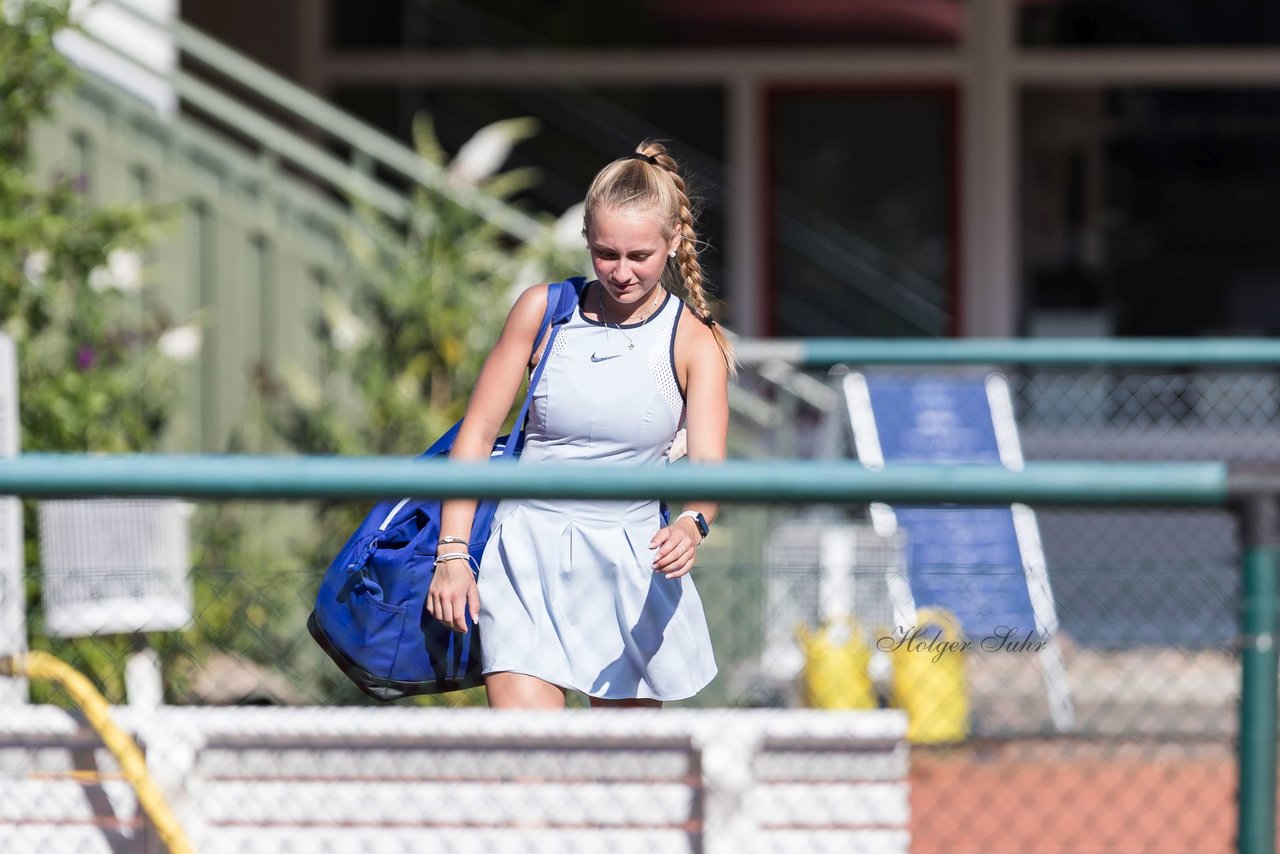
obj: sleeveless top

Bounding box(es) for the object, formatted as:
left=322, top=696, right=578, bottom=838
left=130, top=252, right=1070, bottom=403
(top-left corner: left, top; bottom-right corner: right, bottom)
left=521, top=285, right=685, bottom=506
left=476, top=282, right=718, bottom=701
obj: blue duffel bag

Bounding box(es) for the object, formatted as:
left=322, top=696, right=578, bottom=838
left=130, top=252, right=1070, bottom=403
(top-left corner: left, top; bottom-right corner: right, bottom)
left=307, top=278, right=584, bottom=700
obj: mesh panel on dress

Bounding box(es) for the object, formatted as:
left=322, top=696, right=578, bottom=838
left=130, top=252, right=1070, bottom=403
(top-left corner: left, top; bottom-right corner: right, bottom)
left=648, top=315, right=684, bottom=422
left=548, top=323, right=570, bottom=363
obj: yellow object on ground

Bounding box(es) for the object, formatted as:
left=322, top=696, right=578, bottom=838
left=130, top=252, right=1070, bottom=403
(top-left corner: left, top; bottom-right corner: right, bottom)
left=889, top=607, right=971, bottom=743
left=0, top=651, right=194, bottom=854
left=796, top=617, right=877, bottom=709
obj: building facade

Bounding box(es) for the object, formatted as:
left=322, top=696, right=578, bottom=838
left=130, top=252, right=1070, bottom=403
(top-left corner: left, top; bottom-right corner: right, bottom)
left=184, top=0, right=1280, bottom=339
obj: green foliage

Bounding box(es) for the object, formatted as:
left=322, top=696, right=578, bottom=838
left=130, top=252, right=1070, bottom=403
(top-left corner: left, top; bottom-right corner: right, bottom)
left=1, top=1, right=176, bottom=454
left=262, top=114, right=583, bottom=455
left=2, top=0, right=180, bottom=704
left=0, top=1, right=72, bottom=164
left=5, top=2, right=585, bottom=708
left=247, top=114, right=584, bottom=704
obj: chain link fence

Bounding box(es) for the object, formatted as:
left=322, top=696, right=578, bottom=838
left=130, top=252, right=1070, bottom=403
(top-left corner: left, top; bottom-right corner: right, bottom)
left=731, top=363, right=1266, bottom=851
left=1, top=364, right=1273, bottom=851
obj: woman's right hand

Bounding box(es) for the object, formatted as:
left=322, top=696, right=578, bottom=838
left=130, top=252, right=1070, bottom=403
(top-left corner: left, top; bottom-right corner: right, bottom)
left=427, top=557, right=480, bottom=634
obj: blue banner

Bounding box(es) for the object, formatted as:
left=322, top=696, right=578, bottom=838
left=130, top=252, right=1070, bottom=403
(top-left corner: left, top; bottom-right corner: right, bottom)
left=862, top=375, right=1040, bottom=640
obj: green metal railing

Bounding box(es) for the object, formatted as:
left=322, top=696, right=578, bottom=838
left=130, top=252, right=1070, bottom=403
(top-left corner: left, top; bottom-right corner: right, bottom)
left=0, top=456, right=1228, bottom=504
left=734, top=337, right=1280, bottom=367
left=88, top=0, right=546, bottom=242
left=1, top=452, right=1276, bottom=852
left=1238, top=493, right=1280, bottom=854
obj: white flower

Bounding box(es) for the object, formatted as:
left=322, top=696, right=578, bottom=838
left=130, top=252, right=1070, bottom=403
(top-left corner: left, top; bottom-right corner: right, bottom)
left=88, top=249, right=143, bottom=293
left=88, top=266, right=111, bottom=292
left=22, top=250, right=50, bottom=285
left=108, top=249, right=143, bottom=291
left=320, top=295, right=368, bottom=353
left=157, top=323, right=202, bottom=363
left=448, top=118, right=537, bottom=186
left=332, top=315, right=366, bottom=352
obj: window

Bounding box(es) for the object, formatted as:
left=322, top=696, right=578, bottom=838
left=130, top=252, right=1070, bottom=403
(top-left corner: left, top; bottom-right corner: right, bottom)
left=1021, top=87, right=1280, bottom=337
left=768, top=90, right=955, bottom=337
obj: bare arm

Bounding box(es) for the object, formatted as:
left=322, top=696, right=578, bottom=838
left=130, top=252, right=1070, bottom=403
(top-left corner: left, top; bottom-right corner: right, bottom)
left=650, top=312, right=729, bottom=578
left=428, top=283, right=550, bottom=632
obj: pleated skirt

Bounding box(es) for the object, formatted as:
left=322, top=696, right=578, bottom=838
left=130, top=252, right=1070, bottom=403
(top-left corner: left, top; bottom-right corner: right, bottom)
left=477, top=498, right=718, bottom=701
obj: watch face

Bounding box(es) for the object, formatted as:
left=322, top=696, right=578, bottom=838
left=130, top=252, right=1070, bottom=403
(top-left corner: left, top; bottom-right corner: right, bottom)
left=694, top=513, right=710, bottom=539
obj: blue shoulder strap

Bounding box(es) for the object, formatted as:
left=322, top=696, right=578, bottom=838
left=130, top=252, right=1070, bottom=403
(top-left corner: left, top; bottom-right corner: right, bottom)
left=501, top=277, right=584, bottom=459
left=532, top=275, right=585, bottom=348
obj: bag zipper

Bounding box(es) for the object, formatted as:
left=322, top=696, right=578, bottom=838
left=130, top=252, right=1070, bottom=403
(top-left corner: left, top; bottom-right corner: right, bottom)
left=377, top=497, right=411, bottom=531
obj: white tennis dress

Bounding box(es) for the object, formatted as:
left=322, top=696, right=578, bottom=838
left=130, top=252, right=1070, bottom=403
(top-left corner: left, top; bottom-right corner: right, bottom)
left=477, top=285, right=718, bottom=700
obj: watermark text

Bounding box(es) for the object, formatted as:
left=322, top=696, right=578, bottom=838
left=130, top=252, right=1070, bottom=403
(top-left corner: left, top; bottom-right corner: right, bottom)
left=876, top=625, right=1047, bottom=662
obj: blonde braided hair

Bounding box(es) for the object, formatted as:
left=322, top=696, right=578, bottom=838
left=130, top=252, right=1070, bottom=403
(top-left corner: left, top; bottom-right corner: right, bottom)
left=583, top=140, right=737, bottom=377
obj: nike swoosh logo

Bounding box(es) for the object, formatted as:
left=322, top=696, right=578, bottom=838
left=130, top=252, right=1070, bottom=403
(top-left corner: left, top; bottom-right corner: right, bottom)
left=590, top=352, right=622, bottom=362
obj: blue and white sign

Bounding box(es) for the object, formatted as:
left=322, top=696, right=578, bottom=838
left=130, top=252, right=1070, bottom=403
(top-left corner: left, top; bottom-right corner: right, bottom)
left=843, top=370, right=1072, bottom=731
left=890, top=505, right=1037, bottom=640
left=862, top=376, right=1004, bottom=463
left=844, top=373, right=1045, bottom=640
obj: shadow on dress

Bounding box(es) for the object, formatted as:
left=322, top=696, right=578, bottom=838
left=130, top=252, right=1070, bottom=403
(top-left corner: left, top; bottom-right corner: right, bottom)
left=589, top=573, right=682, bottom=697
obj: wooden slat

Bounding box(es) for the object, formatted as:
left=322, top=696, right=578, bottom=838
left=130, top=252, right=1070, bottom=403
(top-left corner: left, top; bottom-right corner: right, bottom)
left=195, top=826, right=698, bottom=854
left=195, top=780, right=697, bottom=827
left=747, top=782, right=910, bottom=828
left=0, top=780, right=137, bottom=823
left=758, top=828, right=911, bottom=854
left=755, top=745, right=909, bottom=782
left=0, top=825, right=118, bottom=854
left=195, top=746, right=695, bottom=782
left=0, top=747, right=120, bottom=776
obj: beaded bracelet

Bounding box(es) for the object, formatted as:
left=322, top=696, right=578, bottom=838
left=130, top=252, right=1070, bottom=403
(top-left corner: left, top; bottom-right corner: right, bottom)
left=433, top=554, right=480, bottom=576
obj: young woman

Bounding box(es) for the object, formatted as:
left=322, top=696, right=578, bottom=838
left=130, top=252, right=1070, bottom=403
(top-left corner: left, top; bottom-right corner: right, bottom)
left=427, top=142, right=734, bottom=709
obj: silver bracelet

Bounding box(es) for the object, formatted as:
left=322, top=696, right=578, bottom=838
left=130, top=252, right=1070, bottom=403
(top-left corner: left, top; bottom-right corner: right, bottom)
left=433, top=552, right=475, bottom=567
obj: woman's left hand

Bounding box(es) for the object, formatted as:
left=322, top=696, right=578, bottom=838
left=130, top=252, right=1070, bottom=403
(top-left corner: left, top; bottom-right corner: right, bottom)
left=650, top=517, right=702, bottom=579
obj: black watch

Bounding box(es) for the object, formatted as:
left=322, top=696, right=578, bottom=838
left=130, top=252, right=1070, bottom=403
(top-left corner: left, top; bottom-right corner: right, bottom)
left=680, top=511, right=710, bottom=541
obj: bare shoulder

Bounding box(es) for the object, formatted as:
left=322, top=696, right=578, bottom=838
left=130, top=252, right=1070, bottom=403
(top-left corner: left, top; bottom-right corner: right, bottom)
left=675, top=302, right=729, bottom=387
left=509, top=282, right=551, bottom=328
left=506, top=282, right=560, bottom=366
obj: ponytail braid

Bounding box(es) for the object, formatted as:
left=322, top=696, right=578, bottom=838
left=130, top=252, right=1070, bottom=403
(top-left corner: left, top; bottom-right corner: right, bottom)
left=636, top=142, right=737, bottom=377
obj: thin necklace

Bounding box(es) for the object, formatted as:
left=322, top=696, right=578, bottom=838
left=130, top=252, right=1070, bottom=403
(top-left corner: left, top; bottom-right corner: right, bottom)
left=598, top=285, right=661, bottom=351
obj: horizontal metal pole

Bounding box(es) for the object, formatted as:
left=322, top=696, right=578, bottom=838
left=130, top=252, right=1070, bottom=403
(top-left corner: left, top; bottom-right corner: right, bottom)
left=88, top=0, right=549, bottom=243
left=734, top=337, right=1280, bottom=367
left=323, top=47, right=1280, bottom=88
left=1229, top=465, right=1280, bottom=502
left=1, top=455, right=1228, bottom=505
left=164, top=23, right=549, bottom=243
left=67, top=76, right=354, bottom=235
left=323, top=49, right=963, bottom=85
left=1018, top=49, right=1280, bottom=87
